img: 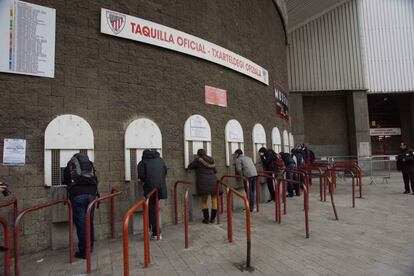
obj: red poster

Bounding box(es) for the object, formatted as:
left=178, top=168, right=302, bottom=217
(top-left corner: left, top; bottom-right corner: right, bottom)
left=274, top=81, right=289, bottom=120
left=205, top=85, right=227, bottom=107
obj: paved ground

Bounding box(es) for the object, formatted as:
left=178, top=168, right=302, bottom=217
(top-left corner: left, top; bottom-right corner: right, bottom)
left=17, top=173, right=414, bottom=275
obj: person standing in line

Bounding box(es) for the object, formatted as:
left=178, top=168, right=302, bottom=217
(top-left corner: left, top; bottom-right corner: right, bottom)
left=138, top=149, right=168, bottom=240
left=258, top=147, right=282, bottom=202
left=397, top=142, right=414, bottom=194
left=234, top=149, right=258, bottom=212
left=280, top=151, right=298, bottom=197
left=63, top=153, right=98, bottom=259
left=187, top=149, right=218, bottom=223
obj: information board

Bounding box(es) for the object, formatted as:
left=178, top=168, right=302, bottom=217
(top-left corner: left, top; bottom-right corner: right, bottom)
left=0, top=0, right=56, bottom=78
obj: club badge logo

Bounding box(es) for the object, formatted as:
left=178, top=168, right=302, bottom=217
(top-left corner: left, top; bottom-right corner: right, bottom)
left=106, top=11, right=126, bottom=34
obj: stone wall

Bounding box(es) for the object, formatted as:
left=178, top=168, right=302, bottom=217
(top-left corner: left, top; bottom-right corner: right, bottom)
left=0, top=0, right=288, bottom=253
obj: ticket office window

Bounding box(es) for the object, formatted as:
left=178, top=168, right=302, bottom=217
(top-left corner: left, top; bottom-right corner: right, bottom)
left=283, top=130, right=290, bottom=153
left=289, top=133, right=295, bottom=150
left=44, top=115, right=94, bottom=186
left=252, top=123, right=267, bottom=164
left=125, top=118, right=162, bottom=181
left=225, top=119, right=244, bottom=167
left=272, top=127, right=282, bottom=153
left=184, top=114, right=212, bottom=168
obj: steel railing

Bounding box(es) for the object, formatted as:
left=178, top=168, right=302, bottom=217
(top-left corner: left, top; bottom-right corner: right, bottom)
left=0, top=197, right=17, bottom=276
left=256, top=173, right=280, bottom=222
left=14, top=199, right=73, bottom=276
left=122, top=199, right=149, bottom=276
left=86, top=188, right=123, bottom=273
left=281, top=168, right=310, bottom=238
left=173, top=180, right=192, bottom=248
left=217, top=180, right=252, bottom=268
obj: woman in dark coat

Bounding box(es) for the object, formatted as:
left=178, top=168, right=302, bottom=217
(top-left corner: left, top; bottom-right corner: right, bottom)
left=187, top=149, right=218, bottom=223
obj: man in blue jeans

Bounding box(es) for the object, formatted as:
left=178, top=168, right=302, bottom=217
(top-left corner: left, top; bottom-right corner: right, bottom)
left=63, top=153, right=98, bottom=259
left=234, top=149, right=258, bottom=212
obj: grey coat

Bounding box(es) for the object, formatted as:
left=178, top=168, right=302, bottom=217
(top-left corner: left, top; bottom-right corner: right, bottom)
left=188, top=156, right=218, bottom=195
left=235, top=155, right=258, bottom=178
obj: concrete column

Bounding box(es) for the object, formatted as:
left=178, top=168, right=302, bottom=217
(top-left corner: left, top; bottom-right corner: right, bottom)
left=411, top=94, right=414, bottom=143
left=346, top=91, right=371, bottom=157
left=290, top=92, right=305, bottom=144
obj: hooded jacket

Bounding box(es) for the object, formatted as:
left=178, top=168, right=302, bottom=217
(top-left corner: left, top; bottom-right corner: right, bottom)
left=397, top=148, right=414, bottom=174
left=188, top=155, right=218, bottom=195
left=137, top=150, right=168, bottom=199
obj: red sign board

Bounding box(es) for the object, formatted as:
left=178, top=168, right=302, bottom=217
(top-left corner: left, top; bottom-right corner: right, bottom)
left=274, top=81, right=289, bottom=120
left=205, top=85, right=227, bottom=107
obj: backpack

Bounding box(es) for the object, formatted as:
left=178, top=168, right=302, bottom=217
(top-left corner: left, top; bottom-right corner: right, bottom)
left=280, top=152, right=295, bottom=166
left=271, top=150, right=285, bottom=168
left=66, top=153, right=97, bottom=185
left=293, top=151, right=305, bottom=168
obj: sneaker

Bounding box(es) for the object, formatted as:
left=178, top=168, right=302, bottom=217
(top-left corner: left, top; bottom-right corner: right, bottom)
left=74, top=251, right=86, bottom=259
left=150, top=234, right=162, bottom=241
left=404, top=191, right=410, bottom=194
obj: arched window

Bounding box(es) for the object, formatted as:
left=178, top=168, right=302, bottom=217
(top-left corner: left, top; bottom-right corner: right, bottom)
left=125, top=118, right=162, bottom=181
left=184, top=114, right=212, bottom=168
left=272, top=127, right=282, bottom=153
left=282, top=130, right=290, bottom=153
left=252, top=123, right=267, bottom=164
left=44, top=115, right=94, bottom=186
left=289, top=133, right=295, bottom=150
left=225, top=119, right=244, bottom=166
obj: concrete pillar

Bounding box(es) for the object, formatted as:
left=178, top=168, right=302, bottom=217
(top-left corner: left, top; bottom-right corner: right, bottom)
left=346, top=91, right=371, bottom=157
left=290, top=92, right=305, bottom=144
left=411, top=94, right=414, bottom=143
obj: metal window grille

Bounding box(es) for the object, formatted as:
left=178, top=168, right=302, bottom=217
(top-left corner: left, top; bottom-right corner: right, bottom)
left=51, top=149, right=61, bottom=186
left=130, top=149, right=137, bottom=181
left=80, top=149, right=88, bottom=155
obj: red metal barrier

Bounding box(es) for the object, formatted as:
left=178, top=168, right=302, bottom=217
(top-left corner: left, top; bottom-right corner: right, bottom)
left=14, top=199, right=73, bottom=276
left=0, top=197, right=17, bottom=276
left=216, top=180, right=229, bottom=224
left=220, top=174, right=251, bottom=204
left=217, top=180, right=252, bottom=268
left=328, top=168, right=356, bottom=208
left=173, top=180, right=192, bottom=248
left=122, top=199, right=149, bottom=276
left=281, top=168, right=310, bottom=238
left=256, top=173, right=280, bottom=223
left=332, top=162, right=362, bottom=198
left=86, top=188, right=122, bottom=273
left=304, top=167, right=338, bottom=220
left=0, top=218, right=10, bottom=276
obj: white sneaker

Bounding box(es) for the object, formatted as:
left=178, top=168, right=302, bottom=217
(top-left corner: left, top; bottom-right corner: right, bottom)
left=150, top=234, right=162, bottom=241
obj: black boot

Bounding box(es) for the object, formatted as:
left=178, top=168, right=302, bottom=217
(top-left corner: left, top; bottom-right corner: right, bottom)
left=210, top=209, right=217, bottom=223
left=202, top=209, right=209, bottom=224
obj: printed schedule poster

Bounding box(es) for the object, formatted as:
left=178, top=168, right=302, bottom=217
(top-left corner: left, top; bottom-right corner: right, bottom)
left=3, top=138, right=26, bottom=165
left=0, top=0, right=55, bottom=78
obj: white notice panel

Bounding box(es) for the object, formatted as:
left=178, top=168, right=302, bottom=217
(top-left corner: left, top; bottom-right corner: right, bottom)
left=3, top=138, right=26, bottom=165
left=0, top=0, right=56, bottom=78
left=100, top=8, right=269, bottom=85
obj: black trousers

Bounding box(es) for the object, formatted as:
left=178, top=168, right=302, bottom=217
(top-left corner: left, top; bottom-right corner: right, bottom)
left=402, top=172, right=414, bottom=193
left=266, top=178, right=275, bottom=200
left=148, top=196, right=159, bottom=235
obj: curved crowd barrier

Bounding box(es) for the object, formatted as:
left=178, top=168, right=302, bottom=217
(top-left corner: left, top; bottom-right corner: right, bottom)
left=0, top=197, right=17, bottom=276
left=256, top=172, right=280, bottom=222
left=173, top=180, right=192, bottom=248
left=216, top=180, right=252, bottom=268
left=332, top=162, right=362, bottom=198
left=14, top=199, right=73, bottom=276
left=86, top=188, right=123, bottom=273
left=281, top=168, right=310, bottom=238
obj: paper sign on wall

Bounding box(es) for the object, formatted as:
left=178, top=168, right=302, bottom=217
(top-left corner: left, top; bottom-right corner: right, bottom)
left=0, top=0, right=56, bottom=78
left=205, top=85, right=227, bottom=107
left=3, top=138, right=26, bottom=165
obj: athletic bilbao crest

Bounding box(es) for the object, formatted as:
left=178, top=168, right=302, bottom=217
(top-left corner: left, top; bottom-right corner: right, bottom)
left=106, top=11, right=126, bottom=34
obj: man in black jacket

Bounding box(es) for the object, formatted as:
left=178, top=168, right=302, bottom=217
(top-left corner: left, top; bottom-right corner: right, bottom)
left=397, top=142, right=414, bottom=194
left=63, top=153, right=98, bottom=259
left=138, top=149, right=168, bottom=239
left=258, top=147, right=276, bottom=202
